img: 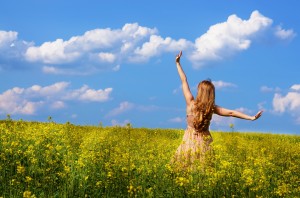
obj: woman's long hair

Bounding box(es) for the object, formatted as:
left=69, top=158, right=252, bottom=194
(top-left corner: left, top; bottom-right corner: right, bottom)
left=193, top=80, right=215, bottom=132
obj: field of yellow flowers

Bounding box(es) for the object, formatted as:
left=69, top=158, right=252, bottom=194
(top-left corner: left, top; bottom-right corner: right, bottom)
left=1, top=119, right=300, bottom=197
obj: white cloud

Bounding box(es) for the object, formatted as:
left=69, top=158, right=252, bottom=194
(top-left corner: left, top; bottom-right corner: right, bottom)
left=98, top=52, right=116, bottom=63
left=106, top=101, right=134, bottom=117
left=0, top=30, right=32, bottom=64
left=261, top=86, right=274, bottom=93
left=25, top=82, right=70, bottom=97
left=0, top=31, right=18, bottom=47
left=272, top=84, right=300, bottom=124
left=51, top=101, right=65, bottom=109
left=25, top=39, right=81, bottom=64
left=63, top=85, right=113, bottom=102
left=130, top=35, right=192, bottom=62
left=168, top=117, right=185, bottom=123
left=0, top=82, right=112, bottom=115
left=0, top=88, right=43, bottom=115
left=188, top=10, right=273, bottom=67
left=273, top=92, right=300, bottom=113
left=77, top=87, right=113, bottom=102
left=25, top=23, right=157, bottom=66
left=274, top=26, right=296, bottom=40
left=0, top=11, right=296, bottom=73
left=291, top=84, right=300, bottom=91
left=212, top=80, right=237, bottom=89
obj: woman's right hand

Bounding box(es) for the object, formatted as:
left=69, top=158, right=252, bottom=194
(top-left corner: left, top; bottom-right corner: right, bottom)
left=252, top=110, right=263, bottom=121
left=176, top=51, right=182, bottom=63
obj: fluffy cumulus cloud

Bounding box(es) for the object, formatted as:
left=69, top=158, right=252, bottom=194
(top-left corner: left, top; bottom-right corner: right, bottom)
left=189, top=11, right=275, bottom=67
left=130, top=35, right=193, bottom=62
left=0, top=31, right=17, bottom=47
left=24, top=23, right=158, bottom=72
left=272, top=84, right=300, bottom=123
left=64, top=85, right=112, bottom=102
left=0, top=10, right=295, bottom=73
left=0, top=87, right=43, bottom=115
left=0, top=30, right=32, bottom=69
left=0, top=82, right=112, bottom=115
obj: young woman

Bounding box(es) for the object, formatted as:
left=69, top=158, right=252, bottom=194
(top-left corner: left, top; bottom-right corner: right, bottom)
left=174, top=51, right=263, bottom=163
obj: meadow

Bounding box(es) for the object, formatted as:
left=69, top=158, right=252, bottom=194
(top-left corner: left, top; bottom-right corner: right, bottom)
left=0, top=119, right=299, bottom=197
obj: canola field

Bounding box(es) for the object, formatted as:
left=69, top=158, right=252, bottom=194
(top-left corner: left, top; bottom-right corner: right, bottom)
left=0, top=120, right=300, bottom=197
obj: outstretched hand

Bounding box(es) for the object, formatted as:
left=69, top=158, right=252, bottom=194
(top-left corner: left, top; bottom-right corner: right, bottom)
left=176, top=51, right=182, bottom=63
left=252, top=110, right=263, bottom=121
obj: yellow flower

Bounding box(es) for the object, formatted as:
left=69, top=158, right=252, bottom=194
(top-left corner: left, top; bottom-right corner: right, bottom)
left=175, top=176, right=189, bottom=187
left=25, top=176, right=32, bottom=183
left=23, top=190, right=35, bottom=198
left=10, top=179, right=16, bottom=186
left=17, top=165, right=25, bottom=174
left=30, top=157, right=37, bottom=164
left=275, top=183, right=291, bottom=196
left=64, top=165, right=71, bottom=173
left=107, top=171, right=113, bottom=178
left=146, top=187, right=153, bottom=193
left=96, top=181, right=102, bottom=187
left=242, top=168, right=254, bottom=186
left=128, top=185, right=135, bottom=193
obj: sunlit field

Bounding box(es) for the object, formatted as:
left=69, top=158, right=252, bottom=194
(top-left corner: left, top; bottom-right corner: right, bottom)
left=1, top=119, right=300, bottom=197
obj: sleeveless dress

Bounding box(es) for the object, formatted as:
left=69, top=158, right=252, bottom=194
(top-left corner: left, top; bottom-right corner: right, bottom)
left=173, top=104, right=213, bottom=165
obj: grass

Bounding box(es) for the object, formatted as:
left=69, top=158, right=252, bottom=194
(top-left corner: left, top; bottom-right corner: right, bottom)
left=0, top=120, right=299, bottom=197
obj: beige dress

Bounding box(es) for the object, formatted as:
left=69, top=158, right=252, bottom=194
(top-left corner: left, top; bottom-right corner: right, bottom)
left=173, top=104, right=213, bottom=165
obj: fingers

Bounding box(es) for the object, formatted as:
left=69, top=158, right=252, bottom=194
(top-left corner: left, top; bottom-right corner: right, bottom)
left=254, top=110, right=263, bottom=120
left=175, top=51, right=182, bottom=62
left=176, top=51, right=182, bottom=58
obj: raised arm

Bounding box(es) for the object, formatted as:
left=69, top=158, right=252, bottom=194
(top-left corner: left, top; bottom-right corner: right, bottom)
left=176, top=51, right=194, bottom=105
left=214, top=106, right=263, bottom=121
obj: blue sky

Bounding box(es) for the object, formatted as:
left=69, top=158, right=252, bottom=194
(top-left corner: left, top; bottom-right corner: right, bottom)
left=1, top=0, right=299, bottom=134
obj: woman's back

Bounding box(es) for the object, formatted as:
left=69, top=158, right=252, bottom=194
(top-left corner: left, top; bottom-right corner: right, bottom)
left=186, top=101, right=212, bottom=134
